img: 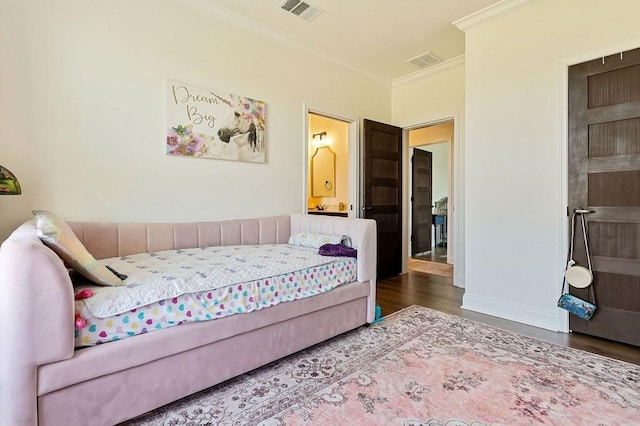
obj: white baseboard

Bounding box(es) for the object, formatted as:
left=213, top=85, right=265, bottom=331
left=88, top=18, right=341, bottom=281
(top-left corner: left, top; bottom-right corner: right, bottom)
left=462, top=293, right=565, bottom=332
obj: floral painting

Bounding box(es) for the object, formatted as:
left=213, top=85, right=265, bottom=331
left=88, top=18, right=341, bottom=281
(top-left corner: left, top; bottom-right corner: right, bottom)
left=166, top=80, right=266, bottom=163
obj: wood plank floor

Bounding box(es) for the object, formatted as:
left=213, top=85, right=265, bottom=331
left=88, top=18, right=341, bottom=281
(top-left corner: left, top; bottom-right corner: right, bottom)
left=377, top=271, right=640, bottom=366
left=413, top=246, right=448, bottom=263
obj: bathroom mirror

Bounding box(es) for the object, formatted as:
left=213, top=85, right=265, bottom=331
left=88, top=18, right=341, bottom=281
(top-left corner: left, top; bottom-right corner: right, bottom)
left=311, top=146, right=336, bottom=197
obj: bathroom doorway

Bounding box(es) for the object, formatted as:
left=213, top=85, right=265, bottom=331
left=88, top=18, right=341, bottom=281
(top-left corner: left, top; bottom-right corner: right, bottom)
left=303, top=108, right=358, bottom=218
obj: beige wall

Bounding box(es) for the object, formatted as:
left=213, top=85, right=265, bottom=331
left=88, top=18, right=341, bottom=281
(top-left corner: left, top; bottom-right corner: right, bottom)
left=409, top=121, right=454, bottom=147
left=392, top=60, right=465, bottom=126
left=392, top=59, right=465, bottom=282
left=461, top=0, right=640, bottom=331
left=0, top=0, right=390, bottom=241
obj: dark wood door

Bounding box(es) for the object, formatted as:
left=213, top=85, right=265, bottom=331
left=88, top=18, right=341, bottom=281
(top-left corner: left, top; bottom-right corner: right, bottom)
left=363, top=119, right=403, bottom=279
left=411, top=149, right=432, bottom=256
left=568, top=47, right=640, bottom=346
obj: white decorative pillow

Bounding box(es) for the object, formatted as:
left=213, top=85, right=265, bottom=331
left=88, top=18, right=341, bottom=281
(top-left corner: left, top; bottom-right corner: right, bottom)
left=288, top=232, right=351, bottom=249
left=33, top=210, right=123, bottom=286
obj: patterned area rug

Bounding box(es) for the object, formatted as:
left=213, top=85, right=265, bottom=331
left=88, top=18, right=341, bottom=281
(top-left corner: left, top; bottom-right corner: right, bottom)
left=125, top=306, right=640, bottom=425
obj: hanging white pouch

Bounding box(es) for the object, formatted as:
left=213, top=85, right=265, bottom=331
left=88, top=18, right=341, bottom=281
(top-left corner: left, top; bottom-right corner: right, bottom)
left=565, top=261, right=593, bottom=288
left=564, top=210, right=594, bottom=289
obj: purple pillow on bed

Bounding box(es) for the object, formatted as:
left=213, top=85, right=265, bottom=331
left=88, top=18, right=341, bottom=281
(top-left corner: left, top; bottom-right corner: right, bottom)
left=318, top=244, right=357, bottom=258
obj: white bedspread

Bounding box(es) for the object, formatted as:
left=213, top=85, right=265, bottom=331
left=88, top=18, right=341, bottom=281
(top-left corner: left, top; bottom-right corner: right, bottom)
left=80, top=244, right=345, bottom=318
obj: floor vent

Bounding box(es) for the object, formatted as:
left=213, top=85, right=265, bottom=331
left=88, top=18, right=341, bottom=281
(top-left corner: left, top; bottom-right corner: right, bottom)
left=406, top=51, right=442, bottom=69
left=278, top=0, right=324, bottom=22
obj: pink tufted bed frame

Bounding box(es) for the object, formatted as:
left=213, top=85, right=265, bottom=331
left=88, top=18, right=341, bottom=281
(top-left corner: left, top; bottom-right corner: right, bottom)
left=0, top=213, right=377, bottom=425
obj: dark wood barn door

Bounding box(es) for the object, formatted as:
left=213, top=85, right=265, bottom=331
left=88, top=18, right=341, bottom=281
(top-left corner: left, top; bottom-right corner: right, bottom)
left=568, top=47, right=640, bottom=346
left=411, top=148, right=432, bottom=256
left=363, top=119, right=403, bottom=279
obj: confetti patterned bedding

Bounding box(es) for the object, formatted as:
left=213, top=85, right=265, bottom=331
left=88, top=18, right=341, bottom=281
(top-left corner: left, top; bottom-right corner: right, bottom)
left=74, top=244, right=357, bottom=347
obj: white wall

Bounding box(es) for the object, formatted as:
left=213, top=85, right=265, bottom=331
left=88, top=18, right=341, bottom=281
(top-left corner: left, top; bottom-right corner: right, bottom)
left=392, top=59, right=465, bottom=284
left=461, top=0, right=640, bottom=330
left=0, top=0, right=390, bottom=241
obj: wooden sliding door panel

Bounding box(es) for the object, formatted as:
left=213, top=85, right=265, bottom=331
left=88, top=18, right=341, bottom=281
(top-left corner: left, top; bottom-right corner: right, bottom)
left=411, top=149, right=432, bottom=256
left=589, top=118, right=640, bottom=157
left=576, top=307, right=640, bottom=345
left=372, top=158, right=399, bottom=179
left=591, top=272, right=640, bottom=311
left=568, top=47, right=640, bottom=346
left=588, top=170, right=640, bottom=206
left=589, top=222, right=639, bottom=259
left=372, top=186, right=399, bottom=206
left=363, top=119, right=403, bottom=279
left=588, top=64, right=640, bottom=108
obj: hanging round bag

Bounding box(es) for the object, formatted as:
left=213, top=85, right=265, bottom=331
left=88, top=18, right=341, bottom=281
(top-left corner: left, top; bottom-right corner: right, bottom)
left=565, top=210, right=594, bottom=289
left=565, top=261, right=593, bottom=288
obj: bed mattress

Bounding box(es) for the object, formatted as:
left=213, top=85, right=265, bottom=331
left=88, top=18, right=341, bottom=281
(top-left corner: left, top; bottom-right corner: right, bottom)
left=74, top=244, right=356, bottom=347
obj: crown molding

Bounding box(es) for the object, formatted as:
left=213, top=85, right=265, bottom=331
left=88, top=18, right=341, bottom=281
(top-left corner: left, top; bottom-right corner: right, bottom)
left=453, top=0, right=542, bottom=32
left=392, top=55, right=465, bottom=88
left=165, top=0, right=388, bottom=84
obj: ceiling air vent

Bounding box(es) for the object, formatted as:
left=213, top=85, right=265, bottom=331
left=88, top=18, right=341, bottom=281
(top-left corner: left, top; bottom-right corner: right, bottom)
left=406, top=51, right=442, bottom=69
left=278, top=0, right=324, bottom=22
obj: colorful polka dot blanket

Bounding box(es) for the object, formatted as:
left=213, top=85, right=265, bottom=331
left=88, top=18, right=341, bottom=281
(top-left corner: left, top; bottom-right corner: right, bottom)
left=74, top=244, right=357, bottom=346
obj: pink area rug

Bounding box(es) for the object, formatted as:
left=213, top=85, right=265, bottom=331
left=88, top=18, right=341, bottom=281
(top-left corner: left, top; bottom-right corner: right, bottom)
left=125, top=306, right=640, bottom=425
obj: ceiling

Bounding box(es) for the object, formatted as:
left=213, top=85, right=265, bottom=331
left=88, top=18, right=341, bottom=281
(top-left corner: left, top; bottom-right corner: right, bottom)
left=203, top=0, right=500, bottom=81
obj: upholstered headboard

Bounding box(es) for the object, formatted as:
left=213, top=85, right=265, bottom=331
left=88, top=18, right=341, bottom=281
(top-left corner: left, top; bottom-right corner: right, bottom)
left=67, top=215, right=292, bottom=259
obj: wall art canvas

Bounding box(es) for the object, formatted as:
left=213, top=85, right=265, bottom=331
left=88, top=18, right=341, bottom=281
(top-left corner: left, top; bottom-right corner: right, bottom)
left=166, top=80, right=266, bottom=163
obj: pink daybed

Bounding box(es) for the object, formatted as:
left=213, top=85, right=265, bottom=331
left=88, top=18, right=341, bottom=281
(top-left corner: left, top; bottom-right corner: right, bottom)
left=0, top=213, right=377, bottom=425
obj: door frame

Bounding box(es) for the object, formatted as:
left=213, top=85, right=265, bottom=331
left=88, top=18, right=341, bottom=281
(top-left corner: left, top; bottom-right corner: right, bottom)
left=401, top=114, right=462, bottom=286
left=302, top=103, right=359, bottom=217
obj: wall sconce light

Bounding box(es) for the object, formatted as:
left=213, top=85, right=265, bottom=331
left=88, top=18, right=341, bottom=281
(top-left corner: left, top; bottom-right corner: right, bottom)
left=312, top=131, right=330, bottom=148
left=0, top=165, right=22, bottom=195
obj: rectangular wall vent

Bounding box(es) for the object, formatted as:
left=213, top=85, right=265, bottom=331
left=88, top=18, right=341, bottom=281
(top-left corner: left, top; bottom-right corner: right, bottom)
left=278, top=0, right=324, bottom=22
left=406, top=51, right=442, bottom=69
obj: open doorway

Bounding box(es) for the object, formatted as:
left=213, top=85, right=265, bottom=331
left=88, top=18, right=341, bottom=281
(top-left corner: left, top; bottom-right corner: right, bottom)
left=303, top=108, right=358, bottom=218
left=408, top=120, right=454, bottom=277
